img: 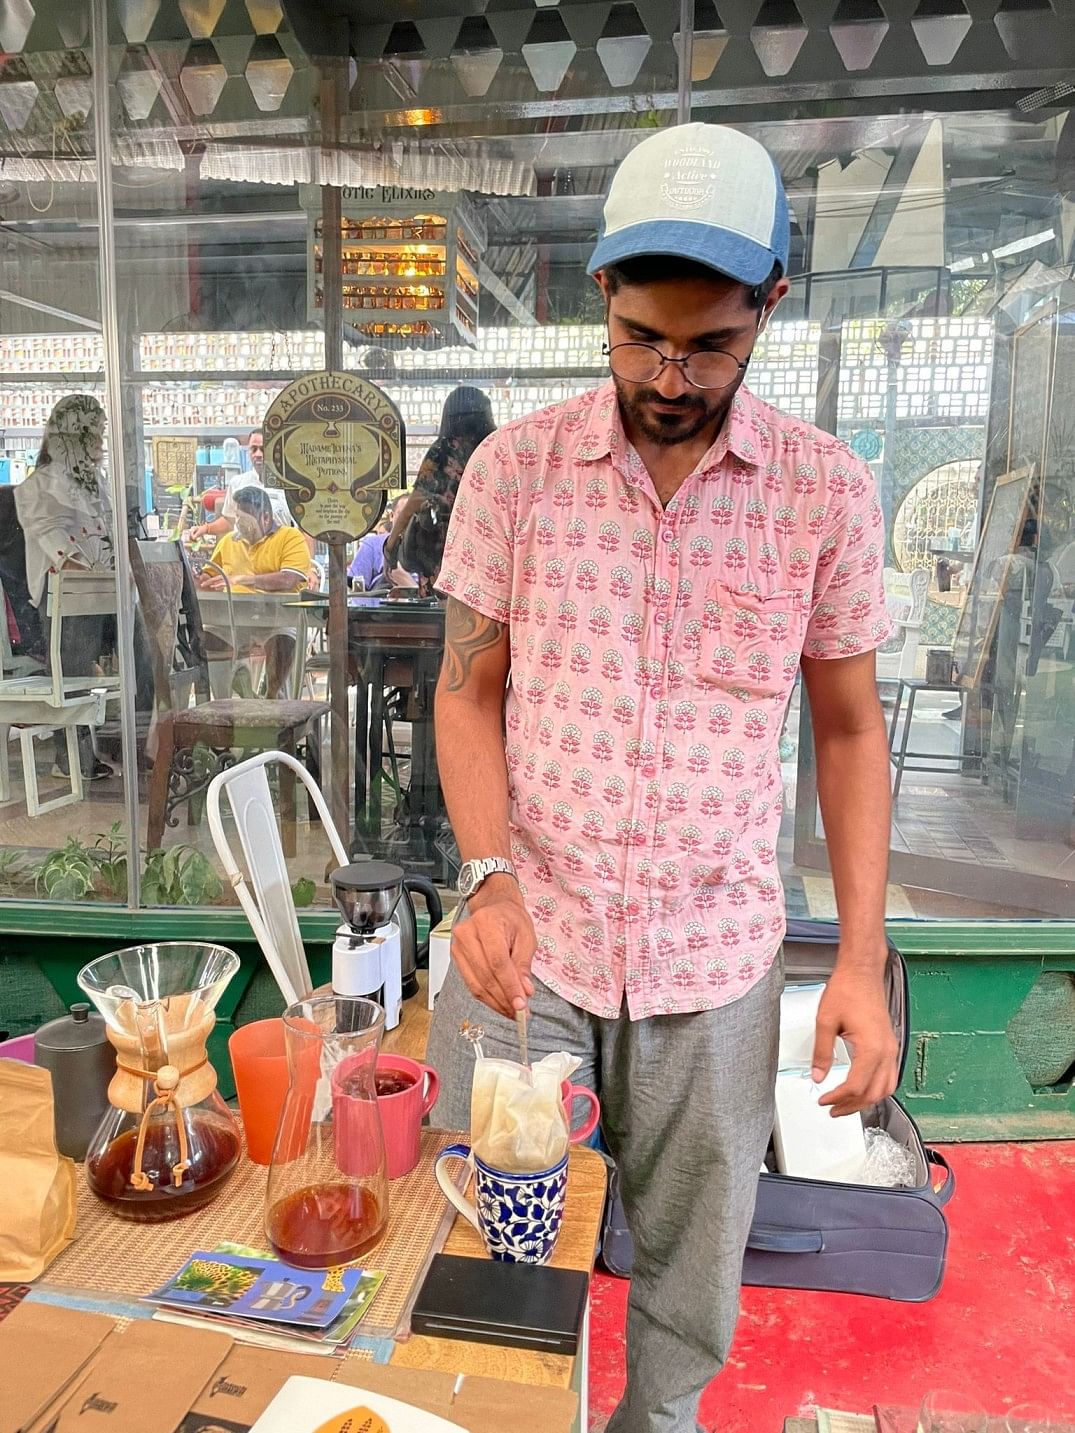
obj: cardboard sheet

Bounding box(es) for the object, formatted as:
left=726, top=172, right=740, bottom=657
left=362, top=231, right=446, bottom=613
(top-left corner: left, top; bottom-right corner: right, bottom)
left=0, top=1304, right=115, bottom=1433
left=333, top=1364, right=577, bottom=1433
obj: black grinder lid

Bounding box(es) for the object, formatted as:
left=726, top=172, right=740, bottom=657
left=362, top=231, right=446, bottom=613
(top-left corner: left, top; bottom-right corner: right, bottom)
left=330, top=860, right=405, bottom=892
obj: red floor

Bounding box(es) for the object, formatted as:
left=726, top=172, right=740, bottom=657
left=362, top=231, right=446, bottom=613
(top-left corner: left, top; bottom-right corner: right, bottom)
left=587, top=1144, right=1075, bottom=1431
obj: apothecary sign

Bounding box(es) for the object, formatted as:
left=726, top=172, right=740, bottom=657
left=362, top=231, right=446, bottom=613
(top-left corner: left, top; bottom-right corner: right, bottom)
left=262, top=371, right=404, bottom=543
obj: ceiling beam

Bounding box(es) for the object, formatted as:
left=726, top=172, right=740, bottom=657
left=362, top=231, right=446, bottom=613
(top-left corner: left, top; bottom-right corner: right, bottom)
left=849, top=122, right=930, bottom=268
left=0, top=287, right=101, bottom=329
left=478, top=260, right=536, bottom=326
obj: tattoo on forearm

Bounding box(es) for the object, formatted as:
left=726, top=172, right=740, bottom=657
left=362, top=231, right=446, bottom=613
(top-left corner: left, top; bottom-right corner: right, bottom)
left=442, top=598, right=505, bottom=693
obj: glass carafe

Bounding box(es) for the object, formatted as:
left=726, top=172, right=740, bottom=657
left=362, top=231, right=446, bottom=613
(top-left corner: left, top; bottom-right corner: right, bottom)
left=265, top=994, right=389, bottom=1268
left=78, top=943, right=242, bottom=1222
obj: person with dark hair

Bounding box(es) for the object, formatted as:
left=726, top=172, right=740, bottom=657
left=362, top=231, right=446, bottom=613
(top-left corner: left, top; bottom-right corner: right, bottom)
left=188, top=429, right=292, bottom=542
left=427, top=125, right=899, bottom=1433
left=198, top=483, right=311, bottom=697
left=382, top=385, right=496, bottom=586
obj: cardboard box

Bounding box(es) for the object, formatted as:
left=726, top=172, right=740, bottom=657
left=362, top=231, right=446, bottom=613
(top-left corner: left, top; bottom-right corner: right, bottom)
left=779, top=983, right=850, bottom=1071
left=428, top=915, right=454, bottom=1009
left=773, top=1064, right=867, bottom=1183
left=4, top=1306, right=577, bottom=1433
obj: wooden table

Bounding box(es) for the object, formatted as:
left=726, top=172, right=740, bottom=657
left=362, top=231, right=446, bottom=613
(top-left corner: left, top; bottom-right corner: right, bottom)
left=384, top=974, right=607, bottom=1431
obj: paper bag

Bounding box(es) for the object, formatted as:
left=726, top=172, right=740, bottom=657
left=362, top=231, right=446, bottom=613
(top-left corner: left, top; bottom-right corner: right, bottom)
left=0, top=1060, right=77, bottom=1281
left=470, top=1053, right=580, bottom=1173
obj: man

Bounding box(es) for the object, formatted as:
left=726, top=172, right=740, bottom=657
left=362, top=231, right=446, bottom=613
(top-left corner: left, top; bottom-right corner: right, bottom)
left=426, top=124, right=900, bottom=1433
left=198, top=484, right=310, bottom=697
left=188, top=429, right=293, bottom=541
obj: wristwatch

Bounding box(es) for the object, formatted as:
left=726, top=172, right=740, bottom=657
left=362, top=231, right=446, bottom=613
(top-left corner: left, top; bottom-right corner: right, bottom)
left=457, top=857, right=517, bottom=900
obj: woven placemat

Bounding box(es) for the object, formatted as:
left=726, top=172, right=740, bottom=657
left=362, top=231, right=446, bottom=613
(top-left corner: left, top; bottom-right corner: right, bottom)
left=47, top=1128, right=468, bottom=1342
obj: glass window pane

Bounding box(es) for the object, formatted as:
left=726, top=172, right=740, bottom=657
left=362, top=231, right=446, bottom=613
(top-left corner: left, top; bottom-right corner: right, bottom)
left=0, top=2, right=133, bottom=909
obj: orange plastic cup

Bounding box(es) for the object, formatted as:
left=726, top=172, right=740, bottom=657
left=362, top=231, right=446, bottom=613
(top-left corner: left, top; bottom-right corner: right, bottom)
left=229, top=1019, right=291, bottom=1165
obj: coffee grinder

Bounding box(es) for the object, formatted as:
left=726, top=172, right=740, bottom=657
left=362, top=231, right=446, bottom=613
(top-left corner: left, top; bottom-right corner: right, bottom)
left=330, top=861, right=405, bottom=1031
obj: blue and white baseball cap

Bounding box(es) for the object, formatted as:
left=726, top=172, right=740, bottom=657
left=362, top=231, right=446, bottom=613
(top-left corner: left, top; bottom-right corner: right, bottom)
left=587, top=123, right=790, bottom=286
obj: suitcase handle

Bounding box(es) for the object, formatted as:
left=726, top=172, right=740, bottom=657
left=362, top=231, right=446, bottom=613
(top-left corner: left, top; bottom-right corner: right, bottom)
left=926, top=1148, right=955, bottom=1207
left=746, top=1224, right=825, bottom=1254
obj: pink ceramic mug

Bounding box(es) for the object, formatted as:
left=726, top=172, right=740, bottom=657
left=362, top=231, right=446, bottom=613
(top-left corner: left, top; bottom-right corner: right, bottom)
left=561, top=1080, right=600, bottom=1145
left=376, top=1054, right=440, bottom=1179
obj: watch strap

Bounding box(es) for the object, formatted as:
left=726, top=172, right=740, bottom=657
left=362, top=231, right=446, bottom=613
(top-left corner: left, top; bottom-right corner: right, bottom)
left=458, top=856, right=517, bottom=898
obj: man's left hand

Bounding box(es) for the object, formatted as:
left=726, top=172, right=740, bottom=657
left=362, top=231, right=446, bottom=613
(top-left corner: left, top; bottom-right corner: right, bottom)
left=811, top=961, right=900, bottom=1117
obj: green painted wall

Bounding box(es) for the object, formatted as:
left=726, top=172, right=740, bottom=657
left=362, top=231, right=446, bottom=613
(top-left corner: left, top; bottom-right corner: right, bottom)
left=891, top=920, right=1075, bottom=1141
left=0, top=905, right=341, bottom=1100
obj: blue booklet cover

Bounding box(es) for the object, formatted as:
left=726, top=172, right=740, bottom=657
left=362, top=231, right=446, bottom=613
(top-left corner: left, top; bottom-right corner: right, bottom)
left=148, top=1250, right=364, bottom=1328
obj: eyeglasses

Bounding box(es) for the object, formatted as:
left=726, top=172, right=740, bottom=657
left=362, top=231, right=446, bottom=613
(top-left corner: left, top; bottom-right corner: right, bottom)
left=602, top=341, right=749, bottom=391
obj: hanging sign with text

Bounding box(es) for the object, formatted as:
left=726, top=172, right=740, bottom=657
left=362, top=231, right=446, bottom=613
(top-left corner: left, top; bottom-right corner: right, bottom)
left=262, top=371, right=405, bottom=543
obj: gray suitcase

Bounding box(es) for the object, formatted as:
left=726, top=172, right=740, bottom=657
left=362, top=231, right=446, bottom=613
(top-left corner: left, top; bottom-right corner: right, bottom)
left=599, top=920, right=954, bottom=1302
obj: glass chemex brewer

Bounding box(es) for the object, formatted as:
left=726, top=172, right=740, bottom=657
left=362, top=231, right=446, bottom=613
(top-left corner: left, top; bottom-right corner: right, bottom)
left=77, top=943, right=241, bottom=1221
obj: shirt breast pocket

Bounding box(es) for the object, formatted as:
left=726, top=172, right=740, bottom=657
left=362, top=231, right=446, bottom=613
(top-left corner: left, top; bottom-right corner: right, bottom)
left=697, top=580, right=809, bottom=700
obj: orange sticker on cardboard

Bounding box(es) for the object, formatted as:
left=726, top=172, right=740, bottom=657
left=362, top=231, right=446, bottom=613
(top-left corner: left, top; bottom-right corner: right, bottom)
left=314, top=1409, right=390, bottom=1433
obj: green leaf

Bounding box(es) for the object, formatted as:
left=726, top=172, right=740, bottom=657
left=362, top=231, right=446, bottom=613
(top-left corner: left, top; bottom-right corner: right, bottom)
left=291, top=877, right=316, bottom=908
left=172, top=851, right=222, bottom=905
left=44, top=865, right=92, bottom=901
left=162, top=848, right=181, bottom=895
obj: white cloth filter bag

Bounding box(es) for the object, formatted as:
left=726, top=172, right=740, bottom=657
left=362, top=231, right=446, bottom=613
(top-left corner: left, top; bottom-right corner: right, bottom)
left=470, top=1052, right=581, bottom=1173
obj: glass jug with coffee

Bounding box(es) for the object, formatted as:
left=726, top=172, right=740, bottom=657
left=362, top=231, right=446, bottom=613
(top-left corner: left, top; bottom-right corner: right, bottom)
left=264, top=994, right=389, bottom=1268
left=78, top=944, right=242, bottom=1221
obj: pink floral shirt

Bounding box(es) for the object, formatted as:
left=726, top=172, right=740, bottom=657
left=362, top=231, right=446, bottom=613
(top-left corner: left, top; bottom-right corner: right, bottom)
left=438, top=381, right=891, bottom=1019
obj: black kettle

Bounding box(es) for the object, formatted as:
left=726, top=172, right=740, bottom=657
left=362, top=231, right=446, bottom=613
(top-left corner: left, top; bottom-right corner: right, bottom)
left=395, top=874, right=443, bottom=999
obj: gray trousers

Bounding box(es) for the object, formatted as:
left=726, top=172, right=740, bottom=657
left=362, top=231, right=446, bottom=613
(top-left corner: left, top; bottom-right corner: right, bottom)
left=426, top=955, right=782, bottom=1433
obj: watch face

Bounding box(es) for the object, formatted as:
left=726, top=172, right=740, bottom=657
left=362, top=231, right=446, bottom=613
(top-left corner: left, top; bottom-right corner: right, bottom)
left=458, top=863, right=478, bottom=898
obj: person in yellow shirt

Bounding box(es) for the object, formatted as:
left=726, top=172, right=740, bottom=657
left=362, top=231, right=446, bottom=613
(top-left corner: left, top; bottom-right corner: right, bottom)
left=198, top=485, right=310, bottom=697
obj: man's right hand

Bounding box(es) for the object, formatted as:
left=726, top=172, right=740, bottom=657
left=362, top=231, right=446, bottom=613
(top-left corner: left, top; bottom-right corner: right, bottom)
left=452, top=876, right=536, bottom=1020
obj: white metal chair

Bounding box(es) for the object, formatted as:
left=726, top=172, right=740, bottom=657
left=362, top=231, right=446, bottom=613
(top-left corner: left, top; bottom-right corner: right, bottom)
left=877, top=566, right=930, bottom=686
left=0, top=570, right=114, bottom=815
left=207, top=749, right=347, bottom=1006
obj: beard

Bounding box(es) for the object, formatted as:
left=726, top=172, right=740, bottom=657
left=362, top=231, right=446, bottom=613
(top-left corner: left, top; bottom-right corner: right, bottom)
left=613, top=375, right=737, bottom=448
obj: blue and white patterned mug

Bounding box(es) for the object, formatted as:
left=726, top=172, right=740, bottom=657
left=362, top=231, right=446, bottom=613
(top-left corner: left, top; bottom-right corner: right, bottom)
left=434, top=1142, right=568, bottom=1265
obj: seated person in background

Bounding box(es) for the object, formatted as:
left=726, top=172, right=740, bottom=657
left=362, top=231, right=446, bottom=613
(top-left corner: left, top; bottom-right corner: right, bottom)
left=348, top=499, right=417, bottom=592
left=187, top=430, right=317, bottom=586
left=197, top=485, right=310, bottom=698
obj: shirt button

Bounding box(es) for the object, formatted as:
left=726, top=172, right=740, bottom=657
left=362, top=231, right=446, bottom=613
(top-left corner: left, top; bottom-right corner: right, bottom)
left=643, top=763, right=656, bottom=778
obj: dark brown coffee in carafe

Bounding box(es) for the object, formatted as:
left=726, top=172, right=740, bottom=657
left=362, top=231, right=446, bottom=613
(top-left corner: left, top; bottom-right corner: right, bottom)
left=87, top=1111, right=240, bottom=1221
left=267, top=1183, right=384, bottom=1267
